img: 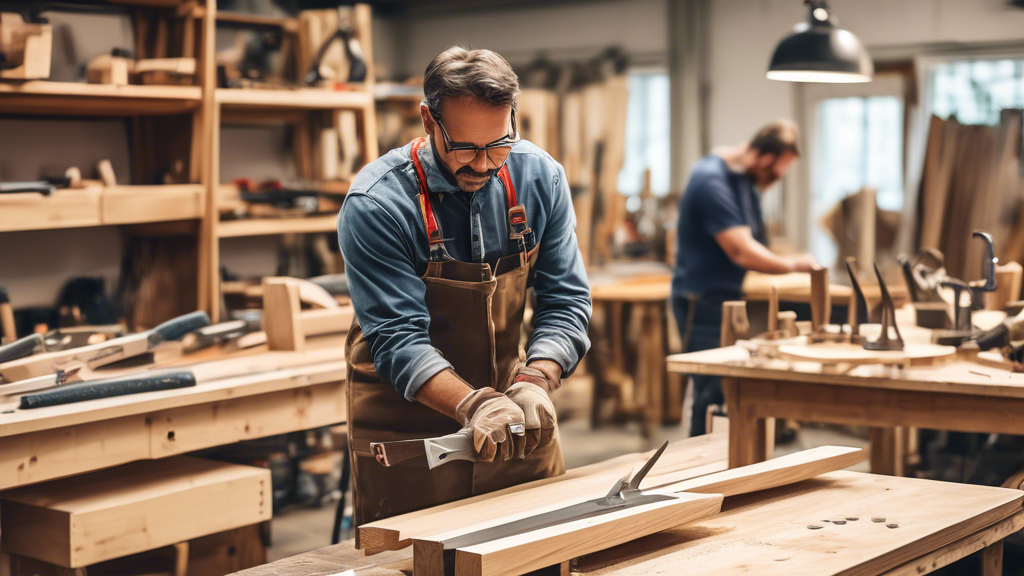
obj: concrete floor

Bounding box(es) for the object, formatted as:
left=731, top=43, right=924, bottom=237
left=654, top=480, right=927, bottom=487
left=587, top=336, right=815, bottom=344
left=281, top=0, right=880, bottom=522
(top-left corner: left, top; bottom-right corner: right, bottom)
left=266, top=418, right=870, bottom=561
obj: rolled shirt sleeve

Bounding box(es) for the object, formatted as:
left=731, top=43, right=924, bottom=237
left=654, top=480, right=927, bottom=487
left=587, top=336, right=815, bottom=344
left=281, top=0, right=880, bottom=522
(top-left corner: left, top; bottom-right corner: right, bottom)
left=526, top=165, right=592, bottom=376
left=339, top=194, right=452, bottom=400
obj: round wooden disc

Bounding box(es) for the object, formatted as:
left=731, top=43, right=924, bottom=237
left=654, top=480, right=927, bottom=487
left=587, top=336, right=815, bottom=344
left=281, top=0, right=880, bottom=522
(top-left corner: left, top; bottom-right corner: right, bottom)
left=776, top=342, right=958, bottom=366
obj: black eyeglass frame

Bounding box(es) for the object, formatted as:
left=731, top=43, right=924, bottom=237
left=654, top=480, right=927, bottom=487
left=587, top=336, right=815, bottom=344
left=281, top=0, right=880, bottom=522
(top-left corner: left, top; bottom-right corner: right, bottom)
left=428, top=107, right=519, bottom=167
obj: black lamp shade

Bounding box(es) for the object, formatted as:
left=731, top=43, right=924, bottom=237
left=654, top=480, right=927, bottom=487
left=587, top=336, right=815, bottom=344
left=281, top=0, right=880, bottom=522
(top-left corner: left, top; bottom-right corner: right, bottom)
left=767, top=14, right=873, bottom=82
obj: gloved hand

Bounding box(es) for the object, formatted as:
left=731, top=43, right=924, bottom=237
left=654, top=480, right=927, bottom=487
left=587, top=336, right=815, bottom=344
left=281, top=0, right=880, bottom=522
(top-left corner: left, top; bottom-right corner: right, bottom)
left=505, top=377, right=557, bottom=457
left=455, top=387, right=527, bottom=463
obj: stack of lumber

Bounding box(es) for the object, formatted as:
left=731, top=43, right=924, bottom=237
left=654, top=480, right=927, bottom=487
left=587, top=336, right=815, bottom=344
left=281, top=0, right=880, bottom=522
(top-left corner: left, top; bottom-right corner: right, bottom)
left=358, top=432, right=864, bottom=576
left=916, top=111, right=1024, bottom=282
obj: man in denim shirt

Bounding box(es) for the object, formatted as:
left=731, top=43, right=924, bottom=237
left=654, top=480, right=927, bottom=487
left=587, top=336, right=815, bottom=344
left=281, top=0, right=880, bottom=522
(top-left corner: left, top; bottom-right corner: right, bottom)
left=339, top=46, right=591, bottom=526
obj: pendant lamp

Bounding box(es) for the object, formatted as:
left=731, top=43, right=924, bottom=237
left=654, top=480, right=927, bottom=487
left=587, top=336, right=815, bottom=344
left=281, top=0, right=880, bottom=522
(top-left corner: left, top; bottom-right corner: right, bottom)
left=767, top=0, right=873, bottom=83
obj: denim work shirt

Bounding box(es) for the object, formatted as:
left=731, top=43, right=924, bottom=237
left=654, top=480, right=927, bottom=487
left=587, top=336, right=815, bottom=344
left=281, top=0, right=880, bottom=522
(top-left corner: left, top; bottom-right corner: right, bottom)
left=338, top=138, right=592, bottom=401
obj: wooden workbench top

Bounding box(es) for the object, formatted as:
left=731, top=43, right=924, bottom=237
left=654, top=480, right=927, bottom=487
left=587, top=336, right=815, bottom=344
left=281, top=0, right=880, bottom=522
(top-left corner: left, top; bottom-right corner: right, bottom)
left=229, top=471, right=1023, bottom=576
left=574, top=470, right=1023, bottom=575
left=0, top=337, right=347, bottom=438
left=668, top=345, right=1024, bottom=399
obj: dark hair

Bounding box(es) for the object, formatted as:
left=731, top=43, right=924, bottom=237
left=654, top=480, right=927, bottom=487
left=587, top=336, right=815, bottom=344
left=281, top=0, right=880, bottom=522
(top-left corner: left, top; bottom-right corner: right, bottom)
left=423, top=46, right=520, bottom=116
left=749, top=120, right=801, bottom=157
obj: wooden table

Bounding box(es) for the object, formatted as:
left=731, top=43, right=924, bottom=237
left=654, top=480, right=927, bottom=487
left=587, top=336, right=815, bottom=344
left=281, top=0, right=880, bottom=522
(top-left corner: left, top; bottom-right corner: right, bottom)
left=230, top=447, right=1024, bottom=576
left=668, top=344, right=1024, bottom=475
left=0, top=337, right=347, bottom=492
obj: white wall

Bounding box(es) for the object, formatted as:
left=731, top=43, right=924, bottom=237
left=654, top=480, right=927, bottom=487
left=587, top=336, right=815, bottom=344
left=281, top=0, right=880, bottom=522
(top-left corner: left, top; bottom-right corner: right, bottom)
left=706, top=0, right=1024, bottom=147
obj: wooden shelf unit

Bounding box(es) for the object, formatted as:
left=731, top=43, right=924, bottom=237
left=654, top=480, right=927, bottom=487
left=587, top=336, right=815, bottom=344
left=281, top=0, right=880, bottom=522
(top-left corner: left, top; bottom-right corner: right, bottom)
left=0, top=2, right=379, bottom=322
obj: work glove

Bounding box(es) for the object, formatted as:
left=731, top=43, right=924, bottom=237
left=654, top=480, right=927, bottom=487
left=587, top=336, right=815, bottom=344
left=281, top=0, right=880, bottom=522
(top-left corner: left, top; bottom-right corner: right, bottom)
left=455, top=387, right=527, bottom=463
left=504, top=368, right=558, bottom=457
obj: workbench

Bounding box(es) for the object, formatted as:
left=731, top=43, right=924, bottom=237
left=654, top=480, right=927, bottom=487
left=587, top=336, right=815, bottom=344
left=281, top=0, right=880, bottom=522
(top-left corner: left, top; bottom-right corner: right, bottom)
left=229, top=433, right=1024, bottom=576
left=0, top=336, right=346, bottom=491
left=668, top=343, right=1024, bottom=475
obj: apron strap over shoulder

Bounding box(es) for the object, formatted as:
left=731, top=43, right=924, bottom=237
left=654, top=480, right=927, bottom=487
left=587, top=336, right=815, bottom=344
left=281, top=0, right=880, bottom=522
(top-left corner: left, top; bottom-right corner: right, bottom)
left=498, top=165, right=535, bottom=251
left=410, top=137, right=449, bottom=262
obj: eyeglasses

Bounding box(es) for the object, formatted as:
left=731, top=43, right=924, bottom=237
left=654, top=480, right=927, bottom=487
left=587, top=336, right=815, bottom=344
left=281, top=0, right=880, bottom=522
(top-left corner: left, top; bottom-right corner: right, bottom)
left=430, top=109, right=519, bottom=167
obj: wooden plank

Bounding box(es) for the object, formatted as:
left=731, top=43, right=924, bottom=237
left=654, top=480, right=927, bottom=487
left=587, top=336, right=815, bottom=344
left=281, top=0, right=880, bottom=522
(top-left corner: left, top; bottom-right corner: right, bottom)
left=0, top=354, right=346, bottom=439
left=217, top=215, right=339, bottom=237
left=148, top=379, right=345, bottom=457
left=227, top=542, right=411, bottom=576
left=652, top=446, right=865, bottom=496
left=572, top=471, right=1023, bottom=576
left=440, top=447, right=863, bottom=576
left=0, top=415, right=150, bottom=493
left=1, top=457, right=270, bottom=567
left=358, top=433, right=729, bottom=554
left=450, top=493, right=722, bottom=576
left=102, top=184, right=205, bottom=224
left=216, top=11, right=299, bottom=32
left=775, top=343, right=957, bottom=367
left=810, top=268, right=830, bottom=331
left=216, top=88, right=372, bottom=110
left=0, top=187, right=102, bottom=233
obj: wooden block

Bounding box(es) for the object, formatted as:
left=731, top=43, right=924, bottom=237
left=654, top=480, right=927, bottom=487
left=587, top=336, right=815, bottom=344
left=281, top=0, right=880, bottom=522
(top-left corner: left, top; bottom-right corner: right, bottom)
left=0, top=13, right=52, bottom=80
left=986, top=262, right=1023, bottom=311
left=300, top=306, right=354, bottom=336
left=450, top=493, right=722, bottom=576
left=86, top=54, right=131, bottom=86
left=262, top=278, right=304, bottom=351
left=810, top=267, right=830, bottom=331
left=720, top=301, right=748, bottom=347
left=0, top=457, right=270, bottom=567
left=777, top=310, right=797, bottom=337
left=97, top=159, right=117, bottom=187
left=767, top=285, right=778, bottom=333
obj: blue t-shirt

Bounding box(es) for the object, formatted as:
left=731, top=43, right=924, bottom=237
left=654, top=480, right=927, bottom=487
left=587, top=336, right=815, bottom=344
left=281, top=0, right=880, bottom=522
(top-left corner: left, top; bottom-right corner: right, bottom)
left=672, top=155, right=767, bottom=301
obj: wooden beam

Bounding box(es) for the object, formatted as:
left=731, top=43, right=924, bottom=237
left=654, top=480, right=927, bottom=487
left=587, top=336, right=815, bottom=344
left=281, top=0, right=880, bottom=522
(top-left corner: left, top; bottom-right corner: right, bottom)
left=0, top=458, right=269, bottom=567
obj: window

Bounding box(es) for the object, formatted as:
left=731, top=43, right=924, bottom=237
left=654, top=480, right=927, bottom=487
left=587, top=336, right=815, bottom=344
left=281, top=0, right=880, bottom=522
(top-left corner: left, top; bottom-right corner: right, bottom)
left=930, top=59, right=1024, bottom=125
left=618, top=71, right=670, bottom=205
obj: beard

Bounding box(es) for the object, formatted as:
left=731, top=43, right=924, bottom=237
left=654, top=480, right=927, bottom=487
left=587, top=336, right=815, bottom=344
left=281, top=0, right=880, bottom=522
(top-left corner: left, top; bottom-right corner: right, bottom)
left=429, top=135, right=496, bottom=192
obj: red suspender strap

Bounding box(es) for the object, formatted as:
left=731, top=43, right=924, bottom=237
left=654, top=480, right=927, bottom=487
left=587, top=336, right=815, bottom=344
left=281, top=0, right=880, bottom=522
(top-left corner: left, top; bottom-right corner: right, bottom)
left=497, top=164, right=517, bottom=208
left=498, top=164, right=530, bottom=241
left=410, top=138, right=444, bottom=249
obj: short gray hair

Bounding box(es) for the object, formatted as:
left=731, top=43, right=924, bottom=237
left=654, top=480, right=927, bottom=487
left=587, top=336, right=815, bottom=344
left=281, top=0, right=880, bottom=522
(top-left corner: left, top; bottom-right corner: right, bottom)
left=423, top=46, right=519, bottom=116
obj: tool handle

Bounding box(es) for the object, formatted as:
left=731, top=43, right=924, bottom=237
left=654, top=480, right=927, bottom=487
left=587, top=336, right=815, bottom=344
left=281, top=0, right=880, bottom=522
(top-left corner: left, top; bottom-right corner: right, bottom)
left=424, top=429, right=476, bottom=469
left=19, top=372, right=196, bottom=409
left=0, top=334, right=44, bottom=365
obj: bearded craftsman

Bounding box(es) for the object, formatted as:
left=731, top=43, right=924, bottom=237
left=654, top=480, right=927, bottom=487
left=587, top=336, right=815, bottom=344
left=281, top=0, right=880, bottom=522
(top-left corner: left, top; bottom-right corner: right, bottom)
left=338, top=46, right=591, bottom=528
left=672, top=121, right=818, bottom=437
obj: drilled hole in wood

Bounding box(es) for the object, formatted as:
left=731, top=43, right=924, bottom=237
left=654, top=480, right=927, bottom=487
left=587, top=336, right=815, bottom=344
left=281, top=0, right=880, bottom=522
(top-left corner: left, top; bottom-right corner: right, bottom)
left=167, top=431, right=176, bottom=441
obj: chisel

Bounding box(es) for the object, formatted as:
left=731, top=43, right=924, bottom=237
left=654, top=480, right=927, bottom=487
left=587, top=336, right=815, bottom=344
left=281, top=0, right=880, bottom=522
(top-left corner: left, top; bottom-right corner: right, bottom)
left=0, top=311, right=210, bottom=382
left=371, top=424, right=526, bottom=469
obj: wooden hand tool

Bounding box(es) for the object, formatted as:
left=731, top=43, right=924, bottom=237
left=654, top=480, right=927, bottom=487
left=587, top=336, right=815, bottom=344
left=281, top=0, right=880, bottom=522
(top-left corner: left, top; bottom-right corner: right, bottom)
left=415, top=446, right=864, bottom=576
left=0, top=11, right=51, bottom=79
left=261, top=277, right=354, bottom=351
left=0, top=311, right=210, bottom=383
left=0, top=287, right=16, bottom=344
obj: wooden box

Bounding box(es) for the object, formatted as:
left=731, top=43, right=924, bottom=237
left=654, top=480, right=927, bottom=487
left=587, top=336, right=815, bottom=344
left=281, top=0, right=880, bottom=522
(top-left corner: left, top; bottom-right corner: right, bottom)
left=0, top=457, right=270, bottom=568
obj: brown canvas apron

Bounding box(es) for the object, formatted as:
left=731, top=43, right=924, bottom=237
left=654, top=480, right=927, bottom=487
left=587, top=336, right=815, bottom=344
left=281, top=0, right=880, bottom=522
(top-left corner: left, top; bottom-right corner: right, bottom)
left=346, top=137, right=565, bottom=534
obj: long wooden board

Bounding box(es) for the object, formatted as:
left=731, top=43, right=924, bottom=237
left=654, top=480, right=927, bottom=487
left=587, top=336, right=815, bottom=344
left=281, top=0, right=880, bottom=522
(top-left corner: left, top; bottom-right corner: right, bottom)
left=450, top=493, right=722, bottom=576
left=357, top=434, right=729, bottom=554
left=419, top=447, right=864, bottom=576
left=776, top=343, right=957, bottom=367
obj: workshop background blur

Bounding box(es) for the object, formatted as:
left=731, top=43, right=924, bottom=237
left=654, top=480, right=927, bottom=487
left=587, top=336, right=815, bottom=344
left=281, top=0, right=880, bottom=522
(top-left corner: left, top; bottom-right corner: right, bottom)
left=3, top=0, right=1024, bottom=566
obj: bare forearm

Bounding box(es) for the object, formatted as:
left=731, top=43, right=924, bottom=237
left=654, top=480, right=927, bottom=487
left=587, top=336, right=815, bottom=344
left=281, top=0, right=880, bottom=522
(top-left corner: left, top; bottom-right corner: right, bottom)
left=414, top=369, right=475, bottom=421
left=730, top=241, right=795, bottom=274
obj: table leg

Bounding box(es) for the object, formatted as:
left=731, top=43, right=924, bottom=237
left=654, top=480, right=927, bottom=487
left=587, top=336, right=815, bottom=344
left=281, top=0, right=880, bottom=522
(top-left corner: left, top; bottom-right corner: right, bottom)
left=870, top=427, right=905, bottom=476
left=723, top=378, right=768, bottom=468
left=981, top=539, right=1003, bottom=576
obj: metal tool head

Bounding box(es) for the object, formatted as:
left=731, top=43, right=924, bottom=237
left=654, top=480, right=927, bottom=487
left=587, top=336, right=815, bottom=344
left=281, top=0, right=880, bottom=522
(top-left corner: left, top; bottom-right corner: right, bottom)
left=626, top=441, right=669, bottom=491
left=845, top=258, right=869, bottom=324
left=972, top=230, right=998, bottom=293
